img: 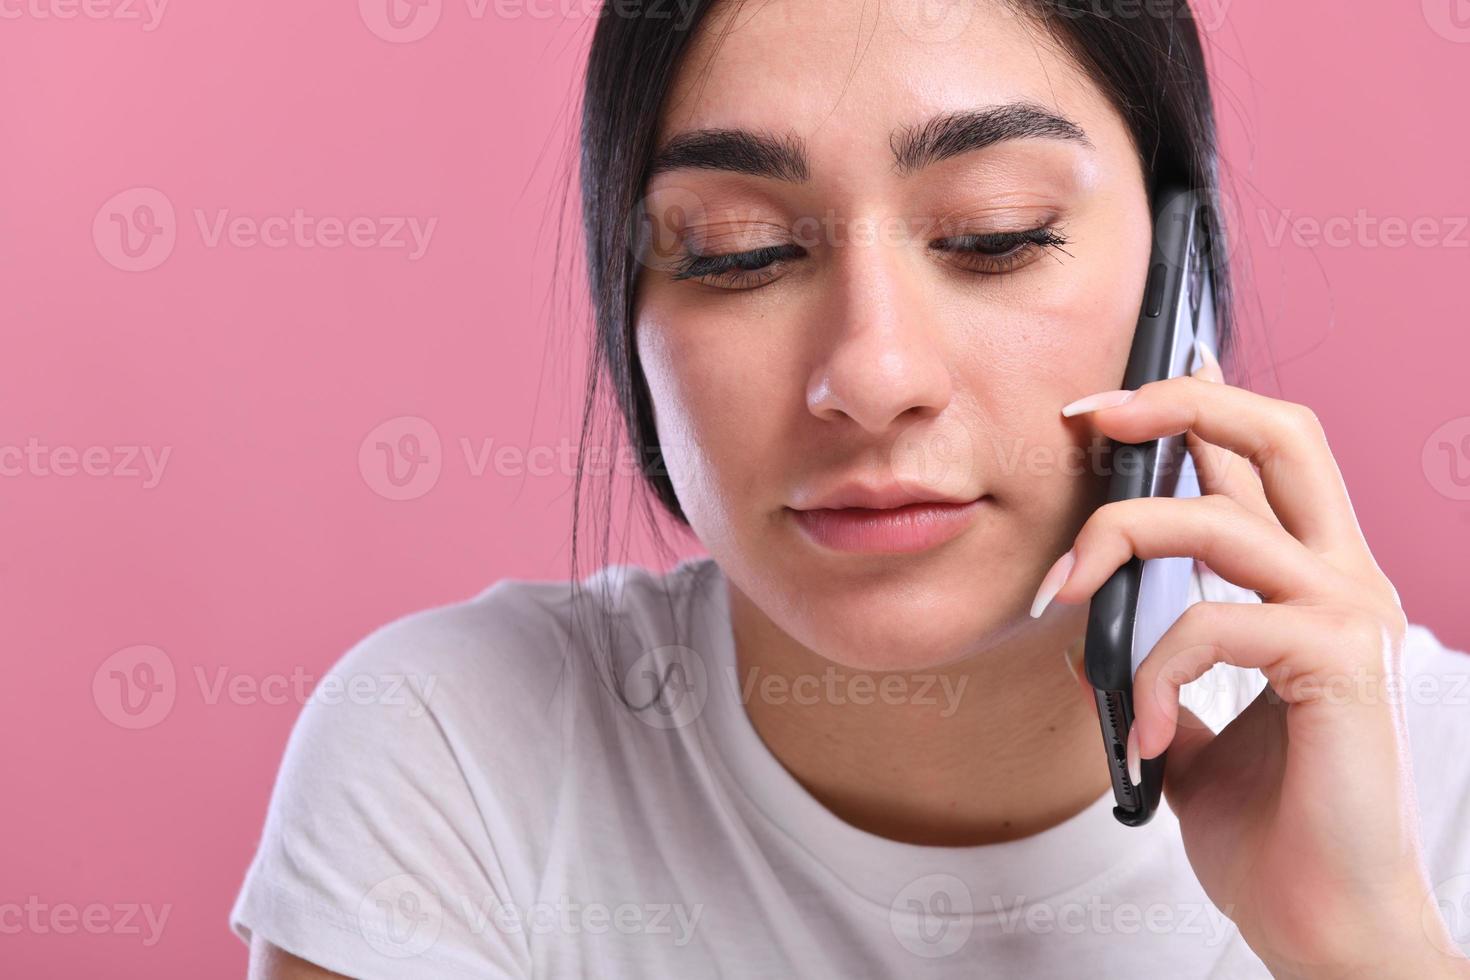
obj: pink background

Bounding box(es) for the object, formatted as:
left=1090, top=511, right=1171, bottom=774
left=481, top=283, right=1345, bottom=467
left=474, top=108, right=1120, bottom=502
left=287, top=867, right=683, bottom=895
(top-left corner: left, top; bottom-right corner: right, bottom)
left=2, top=2, right=1467, bottom=975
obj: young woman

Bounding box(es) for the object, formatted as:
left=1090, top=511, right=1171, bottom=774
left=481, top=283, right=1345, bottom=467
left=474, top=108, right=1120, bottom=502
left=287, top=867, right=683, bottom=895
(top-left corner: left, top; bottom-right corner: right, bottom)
left=235, top=1, right=1470, bottom=976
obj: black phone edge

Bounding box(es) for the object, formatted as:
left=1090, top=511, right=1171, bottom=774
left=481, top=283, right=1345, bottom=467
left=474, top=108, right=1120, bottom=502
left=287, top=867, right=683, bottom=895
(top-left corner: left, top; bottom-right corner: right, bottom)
left=1083, top=187, right=1205, bottom=827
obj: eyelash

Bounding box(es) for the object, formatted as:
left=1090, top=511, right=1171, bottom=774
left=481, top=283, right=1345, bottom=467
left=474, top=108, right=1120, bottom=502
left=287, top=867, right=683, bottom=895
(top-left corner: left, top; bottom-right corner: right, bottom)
left=669, top=225, right=1072, bottom=290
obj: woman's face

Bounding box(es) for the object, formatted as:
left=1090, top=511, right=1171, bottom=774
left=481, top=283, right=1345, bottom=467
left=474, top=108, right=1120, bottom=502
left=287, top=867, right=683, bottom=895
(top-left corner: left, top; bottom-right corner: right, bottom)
left=634, top=0, right=1153, bottom=671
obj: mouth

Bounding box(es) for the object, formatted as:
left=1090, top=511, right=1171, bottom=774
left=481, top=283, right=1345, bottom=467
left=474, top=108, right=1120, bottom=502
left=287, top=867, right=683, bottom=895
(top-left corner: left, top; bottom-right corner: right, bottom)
left=785, top=496, right=989, bottom=555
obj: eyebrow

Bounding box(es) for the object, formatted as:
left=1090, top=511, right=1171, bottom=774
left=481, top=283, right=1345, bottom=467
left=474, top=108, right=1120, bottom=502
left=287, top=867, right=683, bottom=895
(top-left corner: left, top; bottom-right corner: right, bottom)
left=646, top=102, right=1091, bottom=183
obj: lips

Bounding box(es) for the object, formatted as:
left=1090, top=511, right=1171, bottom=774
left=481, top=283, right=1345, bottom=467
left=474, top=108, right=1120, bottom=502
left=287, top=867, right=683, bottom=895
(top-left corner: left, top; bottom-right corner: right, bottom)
left=786, top=486, right=988, bottom=555
left=790, top=481, right=979, bottom=512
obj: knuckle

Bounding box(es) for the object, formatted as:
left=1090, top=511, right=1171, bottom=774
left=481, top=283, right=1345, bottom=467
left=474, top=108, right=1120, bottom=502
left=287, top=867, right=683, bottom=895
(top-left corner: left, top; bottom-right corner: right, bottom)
left=1200, top=491, right=1241, bottom=520
left=1322, top=607, right=1389, bottom=666
left=1159, top=604, right=1223, bottom=683
left=1286, top=402, right=1325, bottom=440
left=1083, top=498, right=1135, bottom=539
left=1197, top=493, right=1247, bottom=551
left=1180, top=599, right=1229, bottom=636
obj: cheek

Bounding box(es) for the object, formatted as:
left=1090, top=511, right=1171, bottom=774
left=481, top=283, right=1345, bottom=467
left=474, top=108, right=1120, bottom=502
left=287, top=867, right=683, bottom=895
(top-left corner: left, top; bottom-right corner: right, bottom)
left=635, top=306, right=784, bottom=521
left=956, top=227, right=1147, bottom=517
left=988, top=218, right=1149, bottom=401
left=965, top=272, right=1141, bottom=427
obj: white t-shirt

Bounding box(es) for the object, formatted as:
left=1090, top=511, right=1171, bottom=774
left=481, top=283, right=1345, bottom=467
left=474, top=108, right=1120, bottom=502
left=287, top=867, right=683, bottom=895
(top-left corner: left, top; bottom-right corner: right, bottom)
left=230, top=557, right=1470, bottom=978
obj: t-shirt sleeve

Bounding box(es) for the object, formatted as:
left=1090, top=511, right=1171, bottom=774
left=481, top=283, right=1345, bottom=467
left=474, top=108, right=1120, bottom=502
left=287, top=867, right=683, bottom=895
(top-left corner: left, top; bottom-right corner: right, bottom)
left=1403, top=621, right=1470, bottom=958
left=229, top=598, right=551, bottom=979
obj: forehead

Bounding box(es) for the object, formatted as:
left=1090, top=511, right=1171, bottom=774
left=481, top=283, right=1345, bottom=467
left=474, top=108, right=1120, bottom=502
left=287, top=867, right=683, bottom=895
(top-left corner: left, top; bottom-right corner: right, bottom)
left=657, top=0, right=1123, bottom=165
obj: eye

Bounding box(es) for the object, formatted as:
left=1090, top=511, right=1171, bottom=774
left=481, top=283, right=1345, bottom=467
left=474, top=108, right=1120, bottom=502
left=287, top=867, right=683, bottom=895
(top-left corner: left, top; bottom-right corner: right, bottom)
left=670, top=243, right=805, bottom=290
left=930, top=225, right=1072, bottom=275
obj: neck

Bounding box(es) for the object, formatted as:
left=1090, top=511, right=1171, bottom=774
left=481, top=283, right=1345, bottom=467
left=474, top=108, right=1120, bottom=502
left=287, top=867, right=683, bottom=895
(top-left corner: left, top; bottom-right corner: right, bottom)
left=725, top=581, right=1111, bottom=847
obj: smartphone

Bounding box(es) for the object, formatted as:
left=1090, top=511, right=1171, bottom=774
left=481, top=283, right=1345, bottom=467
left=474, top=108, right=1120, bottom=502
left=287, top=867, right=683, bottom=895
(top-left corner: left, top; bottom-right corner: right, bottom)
left=1083, top=186, right=1219, bottom=827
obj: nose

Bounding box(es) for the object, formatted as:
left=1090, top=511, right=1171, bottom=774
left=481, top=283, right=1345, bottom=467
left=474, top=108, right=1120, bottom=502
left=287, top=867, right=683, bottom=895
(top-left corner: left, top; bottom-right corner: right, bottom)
left=805, top=242, right=954, bottom=435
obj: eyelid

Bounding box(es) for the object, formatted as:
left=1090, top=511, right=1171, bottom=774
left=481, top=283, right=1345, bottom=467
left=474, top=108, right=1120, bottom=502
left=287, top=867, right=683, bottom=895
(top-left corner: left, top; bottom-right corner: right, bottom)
left=677, top=217, right=789, bottom=252
left=931, top=205, right=1064, bottom=235
left=934, top=225, right=1068, bottom=248
left=930, top=223, right=1073, bottom=274
left=665, top=215, right=1072, bottom=288
left=670, top=242, right=803, bottom=285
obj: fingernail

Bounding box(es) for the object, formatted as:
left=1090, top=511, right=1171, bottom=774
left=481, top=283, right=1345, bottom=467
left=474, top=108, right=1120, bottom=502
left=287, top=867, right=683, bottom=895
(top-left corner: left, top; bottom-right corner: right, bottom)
left=1029, top=548, right=1075, bottom=618
left=1193, top=338, right=1222, bottom=382
left=1061, top=389, right=1136, bottom=417
left=1126, top=726, right=1141, bottom=786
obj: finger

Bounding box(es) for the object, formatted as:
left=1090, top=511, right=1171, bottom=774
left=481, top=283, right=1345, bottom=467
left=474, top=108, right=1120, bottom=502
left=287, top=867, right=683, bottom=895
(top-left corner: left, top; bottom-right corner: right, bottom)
left=1185, top=345, right=1277, bottom=527
left=1162, top=691, right=1289, bottom=821
left=1185, top=427, right=1278, bottom=529
left=1129, top=600, right=1388, bottom=760
left=1043, top=495, right=1337, bottom=610
left=1159, top=701, right=1215, bottom=785
left=1185, top=426, right=1276, bottom=527
left=1061, top=374, right=1365, bottom=559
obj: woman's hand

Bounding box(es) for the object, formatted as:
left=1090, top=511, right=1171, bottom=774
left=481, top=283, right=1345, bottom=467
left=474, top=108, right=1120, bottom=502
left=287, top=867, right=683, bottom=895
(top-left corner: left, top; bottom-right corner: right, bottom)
left=1035, top=344, right=1470, bottom=980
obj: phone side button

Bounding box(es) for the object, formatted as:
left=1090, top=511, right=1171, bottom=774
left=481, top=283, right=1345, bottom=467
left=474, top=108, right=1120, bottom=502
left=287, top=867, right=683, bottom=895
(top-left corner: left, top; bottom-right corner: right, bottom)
left=1144, top=262, right=1167, bottom=317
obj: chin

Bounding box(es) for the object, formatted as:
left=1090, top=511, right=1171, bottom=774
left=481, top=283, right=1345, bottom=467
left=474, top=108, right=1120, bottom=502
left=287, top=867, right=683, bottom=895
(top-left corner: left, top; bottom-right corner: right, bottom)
left=789, top=591, right=992, bottom=674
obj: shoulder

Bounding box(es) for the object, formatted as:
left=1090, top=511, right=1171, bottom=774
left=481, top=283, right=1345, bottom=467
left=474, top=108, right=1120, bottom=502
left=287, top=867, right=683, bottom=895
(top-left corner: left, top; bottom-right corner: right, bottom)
left=323, top=570, right=580, bottom=725
left=302, top=559, right=717, bottom=767
left=280, top=561, right=682, bottom=803
left=249, top=556, right=725, bottom=839
left=281, top=556, right=720, bottom=780
left=342, top=568, right=580, bottom=682
left=336, top=556, right=716, bottom=676
left=233, top=573, right=584, bottom=975
left=232, top=560, right=715, bottom=975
